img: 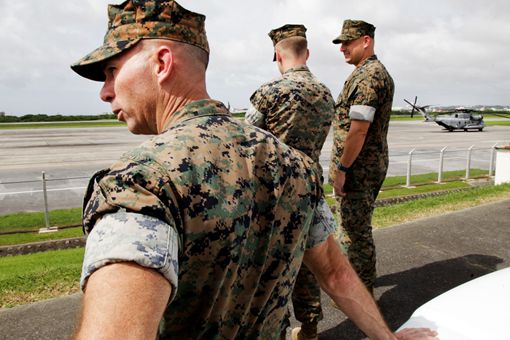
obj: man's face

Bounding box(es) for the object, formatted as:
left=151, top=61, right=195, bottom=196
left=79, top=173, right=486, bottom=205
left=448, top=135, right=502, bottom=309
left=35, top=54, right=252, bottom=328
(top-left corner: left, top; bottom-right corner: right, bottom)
left=99, top=45, right=158, bottom=134
left=339, top=36, right=365, bottom=66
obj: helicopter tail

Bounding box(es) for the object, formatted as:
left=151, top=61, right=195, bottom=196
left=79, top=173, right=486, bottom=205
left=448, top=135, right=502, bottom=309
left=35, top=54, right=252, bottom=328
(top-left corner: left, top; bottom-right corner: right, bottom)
left=404, top=98, right=433, bottom=122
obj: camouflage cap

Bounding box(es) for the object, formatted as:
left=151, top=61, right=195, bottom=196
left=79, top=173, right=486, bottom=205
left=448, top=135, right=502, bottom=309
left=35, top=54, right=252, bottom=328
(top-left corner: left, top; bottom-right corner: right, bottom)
left=332, top=19, right=375, bottom=44
left=71, top=0, right=209, bottom=81
left=268, top=24, right=307, bottom=61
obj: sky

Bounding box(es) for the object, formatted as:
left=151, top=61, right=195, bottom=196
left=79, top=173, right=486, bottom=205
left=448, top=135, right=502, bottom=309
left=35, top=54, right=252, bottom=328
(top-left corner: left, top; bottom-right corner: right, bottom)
left=1, top=0, right=509, bottom=116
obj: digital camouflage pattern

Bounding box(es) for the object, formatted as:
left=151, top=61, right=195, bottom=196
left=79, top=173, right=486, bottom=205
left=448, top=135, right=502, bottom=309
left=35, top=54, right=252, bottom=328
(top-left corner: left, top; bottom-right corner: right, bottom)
left=81, top=211, right=180, bottom=296
left=249, top=65, right=335, bottom=329
left=250, top=65, right=335, bottom=179
left=71, top=0, right=209, bottom=81
left=82, top=99, right=323, bottom=339
left=332, top=19, right=376, bottom=44
left=269, top=24, right=307, bottom=46
left=329, top=54, right=394, bottom=290
left=268, top=24, right=307, bottom=61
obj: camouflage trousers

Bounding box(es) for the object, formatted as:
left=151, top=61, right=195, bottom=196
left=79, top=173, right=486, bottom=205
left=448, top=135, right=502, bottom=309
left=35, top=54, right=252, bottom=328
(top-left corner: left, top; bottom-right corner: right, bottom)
left=335, top=186, right=381, bottom=292
left=292, top=263, right=323, bottom=326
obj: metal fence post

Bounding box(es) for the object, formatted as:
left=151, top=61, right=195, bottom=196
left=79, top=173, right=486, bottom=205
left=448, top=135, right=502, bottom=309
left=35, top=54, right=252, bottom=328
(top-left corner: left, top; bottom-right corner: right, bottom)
left=406, top=148, right=415, bottom=187
left=465, top=145, right=474, bottom=179
left=437, top=146, right=447, bottom=183
left=489, top=143, right=498, bottom=177
left=42, top=171, right=51, bottom=229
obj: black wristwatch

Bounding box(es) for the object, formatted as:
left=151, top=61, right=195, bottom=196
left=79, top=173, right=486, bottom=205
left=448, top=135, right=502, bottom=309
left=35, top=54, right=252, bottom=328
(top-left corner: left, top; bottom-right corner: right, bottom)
left=337, top=162, right=350, bottom=173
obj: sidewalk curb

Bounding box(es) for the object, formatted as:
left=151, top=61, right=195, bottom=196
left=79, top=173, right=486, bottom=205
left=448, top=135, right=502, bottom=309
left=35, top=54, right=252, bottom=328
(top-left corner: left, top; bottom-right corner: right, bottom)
left=0, top=237, right=85, bottom=257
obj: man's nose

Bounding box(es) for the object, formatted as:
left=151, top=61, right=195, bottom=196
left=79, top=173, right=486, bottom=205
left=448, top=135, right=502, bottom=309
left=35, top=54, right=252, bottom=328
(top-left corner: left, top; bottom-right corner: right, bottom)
left=100, top=81, right=114, bottom=102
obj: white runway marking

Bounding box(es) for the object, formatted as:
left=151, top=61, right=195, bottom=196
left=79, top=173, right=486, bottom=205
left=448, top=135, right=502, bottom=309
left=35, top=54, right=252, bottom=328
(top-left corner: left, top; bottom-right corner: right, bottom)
left=0, top=186, right=86, bottom=196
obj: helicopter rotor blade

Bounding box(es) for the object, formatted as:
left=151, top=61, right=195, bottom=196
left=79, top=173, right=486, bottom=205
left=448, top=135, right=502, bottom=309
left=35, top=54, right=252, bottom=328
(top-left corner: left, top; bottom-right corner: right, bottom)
left=404, top=99, right=417, bottom=116
left=404, top=99, right=419, bottom=113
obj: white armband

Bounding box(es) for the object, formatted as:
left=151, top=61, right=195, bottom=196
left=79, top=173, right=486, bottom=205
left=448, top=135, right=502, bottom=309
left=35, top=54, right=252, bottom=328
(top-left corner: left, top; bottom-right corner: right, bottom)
left=349, top=105, right=376, bottom=122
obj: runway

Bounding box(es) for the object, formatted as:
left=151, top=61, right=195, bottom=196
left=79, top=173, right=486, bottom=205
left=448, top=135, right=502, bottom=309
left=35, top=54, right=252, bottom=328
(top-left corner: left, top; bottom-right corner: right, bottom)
left=1, top=121, right=509, bottom=214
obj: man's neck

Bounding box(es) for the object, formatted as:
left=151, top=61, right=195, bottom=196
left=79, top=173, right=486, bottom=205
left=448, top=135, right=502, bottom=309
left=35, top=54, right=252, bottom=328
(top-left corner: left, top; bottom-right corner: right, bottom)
left=156, top=87, right=210, bottom=133
left=281, top=60, right=307, bottom=74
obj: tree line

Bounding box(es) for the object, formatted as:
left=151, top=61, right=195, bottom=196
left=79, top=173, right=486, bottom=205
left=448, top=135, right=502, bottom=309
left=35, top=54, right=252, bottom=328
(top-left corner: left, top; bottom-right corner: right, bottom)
left=0, top=113, right=116, bottom=123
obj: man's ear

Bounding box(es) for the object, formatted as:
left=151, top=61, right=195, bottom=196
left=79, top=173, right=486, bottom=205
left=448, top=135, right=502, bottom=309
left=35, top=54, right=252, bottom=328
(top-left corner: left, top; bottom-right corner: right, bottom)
left=155, top=46, right=174, bottom=83
left=275, top=48, right=283, bottom=63
left=362, top=35, right=372, bottom=48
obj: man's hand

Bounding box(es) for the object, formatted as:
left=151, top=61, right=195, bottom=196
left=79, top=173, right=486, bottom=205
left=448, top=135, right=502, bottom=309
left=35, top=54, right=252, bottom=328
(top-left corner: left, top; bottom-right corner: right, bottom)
left=333, top=170, right=346, bottom=197
left=395, top=327, right=439, bottom=339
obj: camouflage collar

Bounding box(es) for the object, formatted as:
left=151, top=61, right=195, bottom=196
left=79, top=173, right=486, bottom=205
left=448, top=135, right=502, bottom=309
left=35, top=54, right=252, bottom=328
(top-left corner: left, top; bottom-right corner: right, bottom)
left=357, top=54, right=378, bottom=68
left=283, top=64, right=310, bottom=75
left=162, top=99, right=230, bottom=131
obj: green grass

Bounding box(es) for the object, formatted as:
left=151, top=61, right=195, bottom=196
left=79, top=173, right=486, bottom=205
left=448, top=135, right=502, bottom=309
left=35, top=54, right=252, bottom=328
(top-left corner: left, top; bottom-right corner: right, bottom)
left=231, top=112, right=245, bottom=119
left=322, top=169, right=487, bottom=200
left=0, top=248, right=84, bottom=308
left=377, top=181, right=469, bottom=199
left=373, top=183, right=510, bottom=228
left=389, top=116, right=423, bottom=121
left=483, top=114, right=510, bottom=119
left=486, top=121, right=510, bottom=126
left=0, top=227, right=83, bottom=247
left=381, top=169, right=487, bottom=188
left=0, top=208, right=82, bottom=233
left=0, top=121, right=125, bottom=129
left=0, top=208, right=83, bottom=246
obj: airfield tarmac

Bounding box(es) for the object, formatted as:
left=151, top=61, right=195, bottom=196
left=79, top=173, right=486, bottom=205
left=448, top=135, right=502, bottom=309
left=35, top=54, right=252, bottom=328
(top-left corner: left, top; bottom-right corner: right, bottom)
left=1, top=121, right=509, bottom=214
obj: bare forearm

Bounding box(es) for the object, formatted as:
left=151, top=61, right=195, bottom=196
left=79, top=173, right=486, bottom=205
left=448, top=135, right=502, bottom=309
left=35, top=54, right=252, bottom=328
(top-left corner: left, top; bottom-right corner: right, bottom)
left=339, top=121, right=369, bottom=167
left=304, top=237, right=395, bottom=340
left=320, top=263, right=395, bottom=340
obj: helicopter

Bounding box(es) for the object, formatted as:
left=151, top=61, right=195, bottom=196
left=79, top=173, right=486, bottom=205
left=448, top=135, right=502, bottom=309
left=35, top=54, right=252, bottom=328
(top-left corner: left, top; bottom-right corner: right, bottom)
left=404, top=97, right=485, bottom=132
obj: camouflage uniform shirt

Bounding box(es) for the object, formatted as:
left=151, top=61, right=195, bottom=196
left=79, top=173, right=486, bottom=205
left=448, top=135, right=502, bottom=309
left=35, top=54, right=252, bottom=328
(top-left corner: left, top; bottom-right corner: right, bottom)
left=329, top=55, right=394, bottom=191
left=248, top=65, right=335, bottom=178
left=80, top=99, right=324, bottom=339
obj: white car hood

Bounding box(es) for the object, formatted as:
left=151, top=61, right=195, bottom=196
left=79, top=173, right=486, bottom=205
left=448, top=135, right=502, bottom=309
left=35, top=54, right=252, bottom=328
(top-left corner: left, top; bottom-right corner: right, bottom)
left=398, top=267, right=510, bottom=340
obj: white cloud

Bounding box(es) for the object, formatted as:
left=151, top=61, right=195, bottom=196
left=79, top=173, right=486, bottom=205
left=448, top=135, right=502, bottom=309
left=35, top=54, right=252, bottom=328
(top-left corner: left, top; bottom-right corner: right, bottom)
left=0, top=0, right=509, bottom=115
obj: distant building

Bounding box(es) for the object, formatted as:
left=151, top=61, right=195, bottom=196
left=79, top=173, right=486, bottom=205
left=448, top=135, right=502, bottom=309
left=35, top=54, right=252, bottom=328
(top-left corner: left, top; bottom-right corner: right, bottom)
left=0, top=112, right=5, bottom=117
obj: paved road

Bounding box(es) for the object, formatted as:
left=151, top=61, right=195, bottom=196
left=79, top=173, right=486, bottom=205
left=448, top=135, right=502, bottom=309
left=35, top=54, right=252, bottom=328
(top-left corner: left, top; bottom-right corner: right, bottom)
left=1, top=122, right=509, bottom=214
left=1, top=198, right=509, bottom=339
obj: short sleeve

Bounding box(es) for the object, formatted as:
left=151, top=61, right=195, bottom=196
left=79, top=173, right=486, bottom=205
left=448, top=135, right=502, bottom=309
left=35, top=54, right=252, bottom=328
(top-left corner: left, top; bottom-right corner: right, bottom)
left=350, top=76, right=378, bottom=108
left=245, top=104, right=266, bottom=128
left=306, top=197, right=337, bottom=249
left=82, top=153, right=181, bottom=236
left=81, top=212, right=180, bottom=303
left=249, top=83, right=274, bottom=117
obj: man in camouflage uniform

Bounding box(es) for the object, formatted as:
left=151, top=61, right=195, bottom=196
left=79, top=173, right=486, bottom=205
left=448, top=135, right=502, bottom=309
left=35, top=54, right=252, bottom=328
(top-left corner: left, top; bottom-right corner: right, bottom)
left=245, top=24, right=335, bottom=340
left=70, top=2, right=438, bottom=340
left=329, top=20, right=395, bottom=293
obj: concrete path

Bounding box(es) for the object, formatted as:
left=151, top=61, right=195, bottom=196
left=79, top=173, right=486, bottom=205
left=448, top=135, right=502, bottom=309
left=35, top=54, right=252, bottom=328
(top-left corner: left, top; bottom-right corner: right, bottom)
left=1, top=198, right=509, bottom=339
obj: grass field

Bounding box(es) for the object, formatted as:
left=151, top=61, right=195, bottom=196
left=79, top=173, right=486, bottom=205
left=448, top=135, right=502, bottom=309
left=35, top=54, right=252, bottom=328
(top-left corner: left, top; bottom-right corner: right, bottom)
left=0, top=248, right=84, bottom=308
left=486, top=120, right=510, bottom=126
left=373, top=183, right=510, bottom=227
